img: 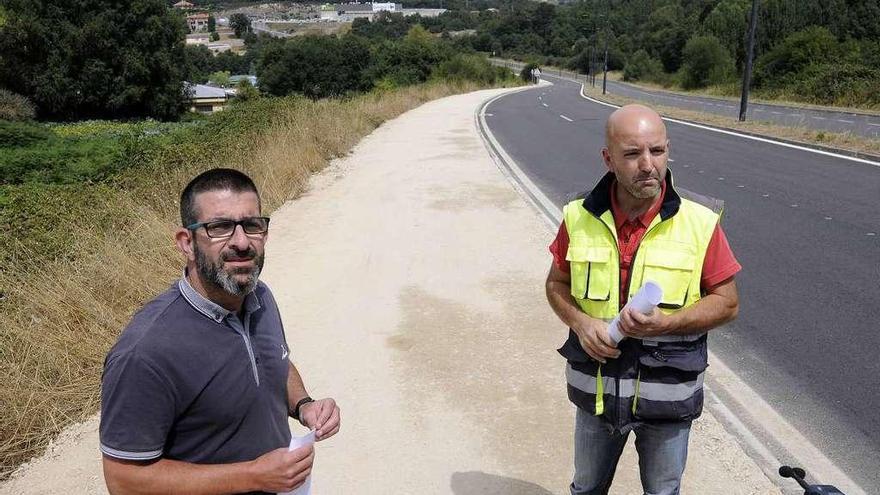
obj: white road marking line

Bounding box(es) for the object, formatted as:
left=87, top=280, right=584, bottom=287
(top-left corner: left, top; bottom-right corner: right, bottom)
left=762, top=194, right=770, bottom=197
left=868, top=232, right=877, bottom=236
left=484, top=113, right=493, bottom=117
left=560, top=114, right=573, bottom=122
left=754, top=108, right=764, bottom=112
left=771, top=111, right=783, bottom=115
left=737, top=185, right=745, bottom=188
left=812, top=116, right=826, bottom=120
left=868, top=123, right=880, bottom=127
left=838, top=119, right=855, bottom=123
left=791, top=204, right=798, bottom=207
left=541, top=103, right=548, bottom=107
left=791, top=114, right=803, bottom=117
left=717, top=177, right=725, bottom=180
left=576, top=82, right=880, bottom=167
left=825, top=217, right=832, bottom=220
left=668, top=158, right=675, bottom=162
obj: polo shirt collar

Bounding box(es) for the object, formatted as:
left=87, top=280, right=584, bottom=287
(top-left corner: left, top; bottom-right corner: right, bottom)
left=582, top=169, right=682, bottom=221
left=178, top=270, right=261, bottom=324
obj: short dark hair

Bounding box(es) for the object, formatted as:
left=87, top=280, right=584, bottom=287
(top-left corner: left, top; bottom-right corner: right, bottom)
left=180, top=168, right=260, bottom=227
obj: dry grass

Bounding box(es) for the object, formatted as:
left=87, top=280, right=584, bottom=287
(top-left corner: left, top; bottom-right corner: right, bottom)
left=0, top=81, right=487, bottom=479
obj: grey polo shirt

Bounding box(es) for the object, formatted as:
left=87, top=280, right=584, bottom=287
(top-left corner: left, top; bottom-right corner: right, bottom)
left=100, top=274, right=292, bottom=466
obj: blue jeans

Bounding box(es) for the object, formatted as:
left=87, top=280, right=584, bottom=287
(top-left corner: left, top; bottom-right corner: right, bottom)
left=571, top=407, right=692, bottom=495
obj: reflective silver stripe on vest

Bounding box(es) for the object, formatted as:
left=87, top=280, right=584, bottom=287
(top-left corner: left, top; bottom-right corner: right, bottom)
left=641, top=332, right=705, bottom=344
left=566, top=363, right=637, bottom=398
left=566, top=363, right=704, bottom=402
left=638, top=373, right=704, bottom=401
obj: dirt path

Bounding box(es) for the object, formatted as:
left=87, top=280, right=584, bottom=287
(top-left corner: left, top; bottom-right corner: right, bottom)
left=1, top=87, right=781, bottom=494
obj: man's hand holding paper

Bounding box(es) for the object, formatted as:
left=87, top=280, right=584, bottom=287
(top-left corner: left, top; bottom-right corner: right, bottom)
left=572, top=314, right=620, bottom=364
left=618, top=306, right=671, bottom=339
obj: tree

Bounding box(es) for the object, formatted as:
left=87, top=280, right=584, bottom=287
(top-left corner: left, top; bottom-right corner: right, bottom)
left=208, top=15, right=216, bottom=32
left=753, top=26, right=841, bottom=89
left=233, top=79, right=260, bottom=101
left=184, top=45, right=216, bottom=83
left=208, top=71, right=231, bottom=87
left=702, top=0, right=750, bottom=67
left=0, top=0, right=188, bottom=120
left=642, top=4, right=691, bottom=73
left=210, top=31, right=220, bottom=42
left=370, top=25, right=451, bottom=85
left=679, top=35, right=734, bottom=89
left=623, top=49, right=663, bottom=82
left=258, top=35, right=373, bottom=99
left=230, top=13, right=251, bottom=38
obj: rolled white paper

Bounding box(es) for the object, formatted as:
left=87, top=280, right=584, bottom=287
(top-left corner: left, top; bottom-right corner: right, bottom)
left=607, top=281, right=663, bottom=344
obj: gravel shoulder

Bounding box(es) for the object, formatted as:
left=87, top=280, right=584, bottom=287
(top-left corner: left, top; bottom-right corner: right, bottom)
left=1, top=87, right=781, bottom=494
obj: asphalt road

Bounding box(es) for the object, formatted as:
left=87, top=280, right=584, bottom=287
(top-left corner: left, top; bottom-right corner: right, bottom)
left=483, top=75, right=880, bottom=492
left=496, top=60, right=880, bottom=138
left=602, top=77, right=880, bottom=138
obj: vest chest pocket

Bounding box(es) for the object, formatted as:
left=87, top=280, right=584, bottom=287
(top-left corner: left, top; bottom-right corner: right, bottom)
left=640, top=248, right=696, bottom=309
left=566, top=245, right=611, bottom=301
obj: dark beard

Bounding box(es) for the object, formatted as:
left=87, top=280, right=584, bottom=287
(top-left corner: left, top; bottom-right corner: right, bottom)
left=194, top=242, right=264, bottom=297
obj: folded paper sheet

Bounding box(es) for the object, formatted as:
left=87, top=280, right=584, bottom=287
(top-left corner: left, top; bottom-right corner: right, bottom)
left=280, top=430, right=316, bottom=495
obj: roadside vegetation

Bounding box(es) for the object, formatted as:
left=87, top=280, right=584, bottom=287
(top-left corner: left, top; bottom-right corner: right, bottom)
left=344, top=0, right=880, bottom=111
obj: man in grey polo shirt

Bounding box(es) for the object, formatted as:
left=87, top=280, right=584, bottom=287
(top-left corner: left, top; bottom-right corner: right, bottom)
left=100, top=168, right=340, bottom=494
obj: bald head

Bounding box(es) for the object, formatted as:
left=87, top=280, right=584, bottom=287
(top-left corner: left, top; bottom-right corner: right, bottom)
left=605, top=104, right=666, bottom=148
left=601, top=104, right=669, bottom=202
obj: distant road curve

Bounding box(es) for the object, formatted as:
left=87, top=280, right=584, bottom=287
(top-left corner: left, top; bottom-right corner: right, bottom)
left=492, top=59, right=880, bottom=139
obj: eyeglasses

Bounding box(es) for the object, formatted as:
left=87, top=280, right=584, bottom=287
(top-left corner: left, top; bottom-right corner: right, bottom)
left=186, top=217, right=270, bottom=238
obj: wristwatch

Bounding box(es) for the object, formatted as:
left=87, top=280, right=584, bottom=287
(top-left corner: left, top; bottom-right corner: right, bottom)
left=292, top=396, right=315, bottom=422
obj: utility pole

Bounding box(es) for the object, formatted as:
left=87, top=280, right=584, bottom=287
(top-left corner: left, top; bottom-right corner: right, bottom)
left=587, top=46, right=593, bottom=85
left=602, top=0, right=610, bottom=95
left=602, top=32, right=609, bottom=95
left=739, top=0, right=759, bottom=121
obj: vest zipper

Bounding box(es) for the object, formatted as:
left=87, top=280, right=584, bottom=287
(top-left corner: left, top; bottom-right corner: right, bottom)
left=592, top=210, right=665, bottom=429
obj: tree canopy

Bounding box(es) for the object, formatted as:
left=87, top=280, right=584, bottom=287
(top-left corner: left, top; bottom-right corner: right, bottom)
left=0, top=0, right=189, bottom=120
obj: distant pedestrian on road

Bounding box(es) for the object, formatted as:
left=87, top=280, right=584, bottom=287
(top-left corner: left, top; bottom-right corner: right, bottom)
left=545, top=104, right=740, bottom=495
left=100, top=168, right=340, bottom=494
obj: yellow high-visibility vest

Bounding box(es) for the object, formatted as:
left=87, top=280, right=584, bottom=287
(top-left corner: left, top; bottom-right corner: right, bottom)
left=559, top=171, right=722, bottom=426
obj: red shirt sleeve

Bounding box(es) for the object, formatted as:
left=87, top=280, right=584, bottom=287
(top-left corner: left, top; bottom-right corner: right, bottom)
left=548, top=222, right=570, bottom=273
left=700, top=224, right=741, bottom=290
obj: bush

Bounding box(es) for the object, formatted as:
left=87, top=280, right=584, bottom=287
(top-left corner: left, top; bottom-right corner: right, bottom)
left=0, top=138, right=124, bottom=184
left=258, top=35, right=374, bottom=99
left=754, top=27, right=841, bottom=90
left=623, top=49, right=664, bottom=82
left=433, top=54, right=508, bottom=84
left=679, top=35, right=735, bottom=89
left=370, top=26, right=451, bottom=86
left=794, top=63, right=880, bottom=107
left=0, top=89, right=36, bottom=121
left=0, top=120, right=52, bottom=148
